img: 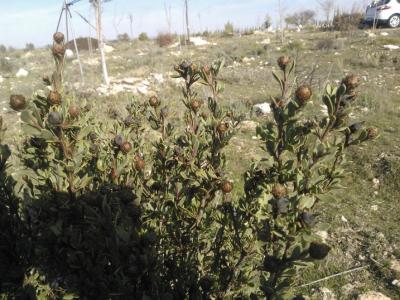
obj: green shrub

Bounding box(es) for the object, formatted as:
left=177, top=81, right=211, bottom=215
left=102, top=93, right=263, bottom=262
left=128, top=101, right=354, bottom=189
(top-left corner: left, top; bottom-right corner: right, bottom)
left=0, top=33, right=377, bottom=299
left=223, top=21, right=234, bottom=37
left=138, top=32, right=149, bottom=41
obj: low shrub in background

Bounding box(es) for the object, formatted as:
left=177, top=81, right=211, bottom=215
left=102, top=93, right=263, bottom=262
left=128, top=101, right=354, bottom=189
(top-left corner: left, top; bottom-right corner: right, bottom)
left=155, top=32, right=175, bottom=47
left=0, top=33, right=378, bottom=299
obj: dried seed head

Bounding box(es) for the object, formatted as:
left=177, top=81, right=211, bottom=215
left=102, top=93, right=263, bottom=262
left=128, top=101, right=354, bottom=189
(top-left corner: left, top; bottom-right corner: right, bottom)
left=124, top=115, right=134, bottom=127
left=134, top=155, right=145, bottom=171
left=263, top=255, right=282, bottom=273
left=300, top=212, right=316, bottom=228
left=190, top=63, right=198, bottom=73
left=52, top=44, right=65, bottom=57
left=42, top=75, right=51, bottom=86
left=295, top=85, right=312, bottom=105
left=190, top=99, right=202, bottom=112
left=276, top=198, right=289, bottom=214
left=68, top=106, right=80, bottom=118
left=308, top=242, right=331, bottom=260
left=201, top=111, right=208, bottom=119
left=113, top=134, right=124, bottom=147
left=366, top=127, right=379, bottom=140
left=277, top=56, right=291, bottom=71
left=9, top=94, right=27, bottom=111
left=221, top=180, right=233, bottom=194
left=120, top=141, right=132, bottom=154
left=53, top=32, right=65, bottom=44
left=149, top=96, right=159, bottom=108
left=217, top=122, right=229, bottom=134
left=47, top=91, right=62, bottom=105
left=342, top=74, right=359, bottom=91
left=48, top=112, right=63, bottom=126
left=271, top=184, right=286, bottom=199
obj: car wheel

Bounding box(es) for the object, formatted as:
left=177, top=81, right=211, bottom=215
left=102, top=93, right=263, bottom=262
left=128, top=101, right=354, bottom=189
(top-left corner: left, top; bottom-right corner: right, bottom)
left=388, top=14, right=400, bottom=28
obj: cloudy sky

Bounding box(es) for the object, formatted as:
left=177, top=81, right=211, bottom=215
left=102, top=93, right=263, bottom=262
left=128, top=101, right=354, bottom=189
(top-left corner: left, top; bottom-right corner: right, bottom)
left=0, top=0, right=368, bottom=48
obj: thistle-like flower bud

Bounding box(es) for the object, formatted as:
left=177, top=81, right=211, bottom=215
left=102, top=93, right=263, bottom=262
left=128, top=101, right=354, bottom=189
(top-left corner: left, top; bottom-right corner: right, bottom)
left=300, top=212, right=316, bottom=228
left=308, top=242, right=331, bottom=260
left=48, top=112, right=63, bottom=126
left=342, top=74, right=359, bottom=91
left=113, top=135, right=124, bottom=147
left=68, top=106, right=80, bottom=118
left=9, top=94, right=27, bottom=111
left=120, top=142, right=132, bottom=154
left=124, top=115, right=134, bottom=127
left=149, top=96, right=159, bottom=108
left=134, top=155, right=145, bottom=171
left=190, top=99, right=202, bottom=112
left=53, top=32, right=65, bottom=44
left=295, top=85, right=312, bottom=105
left=271, top=184, right=286, bottom=199
left=277, top=56, right=291, bottom=71
left=276, top=197, right=289, bottom=214
left=47, top=91, right=62, bottom=105
left=366, top=127, right=379, bottom=140
left=221, top=180, right=233, bottom=194
left=52, top=44, right=65, bottom=57
left=217, top=122, right=229, bottom=134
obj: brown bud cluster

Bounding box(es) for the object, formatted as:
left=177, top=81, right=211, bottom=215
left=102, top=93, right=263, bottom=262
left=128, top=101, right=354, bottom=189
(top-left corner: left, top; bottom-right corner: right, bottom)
left=9, top=95, right=27, bottom=111
left=52, top=44, right=65, bottom=57
left=277, top=56, right=291, bottom=71
left=221, top=180, right=233, bottom=194
left=190, top=99, right=202, bottom=112
left=217, top=122, right=229, bottom=134
left=68, top=106, right=80, bottom=118
left=134, top=155, right=145, bottom=171
left=120, top=142, right=132, bottom=154
left=47, top=91, right=62, bottom=105
left=295, top=85, right=313, bottom=105
left=53, top=32, right=65, bottom=44
left=149, top=96, right=159, bottom=108
left=366, top=127, right=378, bottom=140
left=271, top=184, right=286, bottom=199
left=342, top=74, right=359, bottom=91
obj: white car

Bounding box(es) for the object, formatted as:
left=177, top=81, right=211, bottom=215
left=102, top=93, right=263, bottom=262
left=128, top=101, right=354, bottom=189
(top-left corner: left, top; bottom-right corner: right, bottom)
left=364, top=0, right=400, bottom=28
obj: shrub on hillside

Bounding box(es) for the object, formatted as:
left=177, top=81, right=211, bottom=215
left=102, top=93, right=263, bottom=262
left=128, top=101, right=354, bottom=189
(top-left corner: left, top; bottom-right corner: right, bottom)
left=117, top=33, right=130, bottom=42
left=332, top=11, right=364, bottom=31
left=223, top=21, right=234, bottom=37
left=0, top=33, right=378, bottom=299
left=155, top=32, right=175, bottom=47
left=138, top=32, right=149, bottom=41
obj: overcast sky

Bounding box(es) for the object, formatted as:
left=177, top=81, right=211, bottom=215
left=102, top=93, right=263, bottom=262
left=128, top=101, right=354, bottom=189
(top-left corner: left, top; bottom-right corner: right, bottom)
left=0, top=0, right=368, bottom=48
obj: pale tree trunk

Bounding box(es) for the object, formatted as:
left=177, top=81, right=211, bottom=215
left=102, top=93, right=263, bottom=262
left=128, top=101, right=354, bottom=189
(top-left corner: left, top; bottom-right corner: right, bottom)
left=94, top=0, right=110, bottom=86
left=184, top=0, right=190, bottom=45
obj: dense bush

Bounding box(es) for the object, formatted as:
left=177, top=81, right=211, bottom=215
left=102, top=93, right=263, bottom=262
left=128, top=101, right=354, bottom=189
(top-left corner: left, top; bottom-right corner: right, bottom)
left=0, top=33, right=378, bottom=299
left=332, top=11, right=364, bottom=31
left=138, top=32, right=150, bottom=42
left=155, top=32, right=175, bottom=47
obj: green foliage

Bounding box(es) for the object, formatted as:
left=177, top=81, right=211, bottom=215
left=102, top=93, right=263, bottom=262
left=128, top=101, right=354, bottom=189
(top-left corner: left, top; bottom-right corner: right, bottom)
left=0, top=33, right=377, bottom=299
left=223, top=22, right=234, bottom=37
left=138, top=32, right=149, bottom=42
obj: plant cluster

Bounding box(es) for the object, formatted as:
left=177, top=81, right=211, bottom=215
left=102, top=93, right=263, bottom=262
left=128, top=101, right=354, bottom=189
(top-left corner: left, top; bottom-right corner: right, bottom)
left=0, top=33, right=378, bottom=299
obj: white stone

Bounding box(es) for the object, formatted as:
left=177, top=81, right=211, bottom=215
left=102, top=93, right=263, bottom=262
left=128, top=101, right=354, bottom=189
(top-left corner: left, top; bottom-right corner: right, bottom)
left=316, top=230, right=329, bottom=242
left=253, top=103, right=271, bottom=115
left=371, top=205, right=378, bottom=211
left=372, top=178, right=380, bottom=189
left=190, top=36, right=209, bottom=46
left=65, top=49, right=74, bottom=59
left=392, top=279, right=400, bottom=287
left=137, top=85, right=148, bottom=95
left=357, top=291, right=391, bottom=300
left=152, top=73, right=164, bottom=84
left=390, top=260, right=400, bottom=273
left=341, top=215, right=348, bottom=223
left=317, top=287, right=337, bottom=300
left=104, top=44, right=114, bottom=53
left=383, top=45, right=399, bottom=50
left=380, top=32, right=389, bottom=36
left=0, top=75, right=3, bottom=84
left=259, top=38, right=271, bottom=45
left=16, top=68, right=28, bottom=78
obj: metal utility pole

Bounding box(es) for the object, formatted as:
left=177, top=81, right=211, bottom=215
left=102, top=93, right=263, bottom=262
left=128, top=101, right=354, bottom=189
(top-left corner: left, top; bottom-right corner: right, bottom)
left=93, top=0, right=110, bottom=86
left=184, top=0, right=190, bottom=44
left=128, top=14, right=134, bottom=39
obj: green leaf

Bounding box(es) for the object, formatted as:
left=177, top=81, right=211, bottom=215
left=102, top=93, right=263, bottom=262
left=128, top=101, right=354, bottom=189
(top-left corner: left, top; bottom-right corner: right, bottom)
left=298, top=195, right=316, bottom=210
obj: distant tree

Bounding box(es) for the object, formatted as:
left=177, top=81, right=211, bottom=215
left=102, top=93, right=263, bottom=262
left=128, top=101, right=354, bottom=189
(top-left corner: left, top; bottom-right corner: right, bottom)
left=263, top=15, right=272, bottom=29
left=317, top=0, right=335, bottom=23
left=285, top=10, right=316, bottom=26
left=25, top=43, right=35, bottom=51
left=138, top=32, right=149, bottom=41
left=117, top=33, right=130, bottom=42
left=0, top=45, right=6, bottom=53
left=223, top=21, right=234, bottom=37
